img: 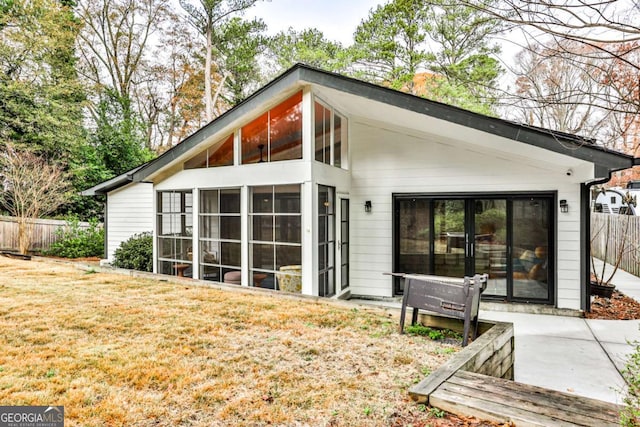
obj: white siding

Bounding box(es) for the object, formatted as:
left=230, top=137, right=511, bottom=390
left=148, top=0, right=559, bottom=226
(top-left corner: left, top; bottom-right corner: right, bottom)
left=106, top=182, right=154, bottom=261
left=348, top=121, right=589, bottom=310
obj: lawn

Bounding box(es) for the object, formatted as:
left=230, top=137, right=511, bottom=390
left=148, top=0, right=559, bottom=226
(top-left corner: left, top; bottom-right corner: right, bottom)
left=0, top=256, right=458, bottom=426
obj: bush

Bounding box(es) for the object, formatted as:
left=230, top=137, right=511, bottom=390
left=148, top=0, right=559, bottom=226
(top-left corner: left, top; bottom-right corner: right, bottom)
left=46, top=218, right=104, bottom=258
left=113, top=232, right=153, bottom=272
left=621, top=340, right=640, bottom=426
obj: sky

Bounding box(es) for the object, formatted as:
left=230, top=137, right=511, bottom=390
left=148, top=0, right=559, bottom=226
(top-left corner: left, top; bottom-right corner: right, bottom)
left=249, top=0, right=384, bottom=45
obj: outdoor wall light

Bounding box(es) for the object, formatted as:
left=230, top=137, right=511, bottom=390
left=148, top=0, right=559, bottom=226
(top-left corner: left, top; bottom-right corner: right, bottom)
left=364, top=200, right=372, bottom=212
left=559, top=199, right=569, bottom=213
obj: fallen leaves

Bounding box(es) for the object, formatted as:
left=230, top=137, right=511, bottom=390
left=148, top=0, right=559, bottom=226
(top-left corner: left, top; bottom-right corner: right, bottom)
left=586, top=290, right=640, bottom=320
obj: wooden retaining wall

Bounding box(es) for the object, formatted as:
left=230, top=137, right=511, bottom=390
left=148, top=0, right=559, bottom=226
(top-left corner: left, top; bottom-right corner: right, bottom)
left=591, top=213, right=640, bottom=277
left=0, top=216, right=91, bottom=253
left=409, top=319, right=514, bottom=403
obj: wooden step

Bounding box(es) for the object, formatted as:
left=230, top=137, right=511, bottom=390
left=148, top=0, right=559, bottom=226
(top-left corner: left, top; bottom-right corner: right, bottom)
left=429, top=370, right=623, bottom=427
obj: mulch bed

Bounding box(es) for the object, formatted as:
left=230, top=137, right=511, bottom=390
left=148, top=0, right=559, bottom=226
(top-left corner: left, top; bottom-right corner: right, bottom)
left=586, top=289, right=640, bottom=320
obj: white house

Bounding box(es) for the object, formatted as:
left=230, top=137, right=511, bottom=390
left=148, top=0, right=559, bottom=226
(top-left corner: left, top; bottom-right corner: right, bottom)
left=83, top=64, right=638, bottom=311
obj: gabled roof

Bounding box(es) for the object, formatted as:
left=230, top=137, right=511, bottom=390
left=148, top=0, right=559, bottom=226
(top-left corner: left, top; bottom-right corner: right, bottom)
left=85, top=63, right=638, bottom=195
left=80, top=163, right=148, bottom=196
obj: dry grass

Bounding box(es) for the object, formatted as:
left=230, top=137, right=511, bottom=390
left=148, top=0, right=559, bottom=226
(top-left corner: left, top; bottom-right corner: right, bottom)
left=0, top=256, right=458, bottom=426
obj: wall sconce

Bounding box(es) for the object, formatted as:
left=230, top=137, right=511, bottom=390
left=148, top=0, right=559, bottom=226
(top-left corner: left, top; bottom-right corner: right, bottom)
left=559, top=199, right=569, bottom=213
left=364, top=200, right=372, bottom=212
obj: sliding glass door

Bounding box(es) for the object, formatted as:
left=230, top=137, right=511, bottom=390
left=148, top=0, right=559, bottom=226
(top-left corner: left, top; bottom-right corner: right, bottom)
left=394, top=194, right=553, bottom=304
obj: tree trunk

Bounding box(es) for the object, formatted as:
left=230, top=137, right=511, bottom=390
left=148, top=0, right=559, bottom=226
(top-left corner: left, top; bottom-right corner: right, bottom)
left=204, top=22, right=213, bottom=122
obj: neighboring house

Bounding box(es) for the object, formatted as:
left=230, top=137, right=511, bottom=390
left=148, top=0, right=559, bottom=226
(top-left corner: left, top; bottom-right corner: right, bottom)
left=593, top=188, right=638, bottom=215
left=82, top=64, right=639, bottom=311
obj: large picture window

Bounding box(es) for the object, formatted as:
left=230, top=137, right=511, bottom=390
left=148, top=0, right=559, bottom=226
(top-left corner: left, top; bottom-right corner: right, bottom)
left=199, top=189, right=241, bottom=283
left=184, top=134, right=234, bottom=169
left=242, top=92, right=303, bottom=164
left=314, top=100, right=348, bottom=169
left=157, top=191, right=193, bottom=277
left=250, top=185, right=302, bottom=291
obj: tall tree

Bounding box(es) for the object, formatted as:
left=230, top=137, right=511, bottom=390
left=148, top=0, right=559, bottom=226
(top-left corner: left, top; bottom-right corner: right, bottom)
left=179, top=0, right=260, bottom=121
left=352, top=0, right=503, bottom=113
left=77, top=0, right=171, bottom=150
left=267, top=28, right=350, bottom=74
left=352, top=0, right=429, bottom=89
left=0, top=0, right=86, bottom=160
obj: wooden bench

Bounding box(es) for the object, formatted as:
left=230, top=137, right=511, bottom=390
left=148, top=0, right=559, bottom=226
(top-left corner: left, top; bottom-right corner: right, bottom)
left=430, top=370, right=623, bottom=426
left=394, top=273, right=488, bottom=346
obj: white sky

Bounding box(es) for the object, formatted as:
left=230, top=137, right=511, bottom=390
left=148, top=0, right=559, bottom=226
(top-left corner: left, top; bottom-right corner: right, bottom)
left=249, top=0, right=384, bottom=45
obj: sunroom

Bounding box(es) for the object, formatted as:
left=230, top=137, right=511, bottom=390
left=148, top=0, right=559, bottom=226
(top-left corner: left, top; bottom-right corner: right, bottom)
left=153, top=88, right=351, bottom=297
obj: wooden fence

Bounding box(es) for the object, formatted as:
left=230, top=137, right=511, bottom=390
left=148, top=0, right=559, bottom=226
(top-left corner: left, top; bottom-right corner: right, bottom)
left=591, top=212, right=640, bottom=277
left=0, top=216, right=92, bottom=253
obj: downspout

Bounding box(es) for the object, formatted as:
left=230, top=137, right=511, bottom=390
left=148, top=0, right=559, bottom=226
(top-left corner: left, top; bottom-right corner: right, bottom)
left=581, top=172, right=611, bottom=312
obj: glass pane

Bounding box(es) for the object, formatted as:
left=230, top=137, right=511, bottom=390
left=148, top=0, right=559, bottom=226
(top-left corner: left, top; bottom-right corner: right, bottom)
left=207, top=134, right=234, bottom=167
left=253, top=271, right=275, bottom=289
left=513, top=198, right=550, bottom=300
left=252, top=215, right=274, bottom=241
left=158, top=237, right=175, bottom=259
left=433, top=200, right=465, bottom=277
left=270, top=91, right=303, bottom=161
left=398, top=199, right=431, bottom=275
left=474, top=200, right=507, bottom=297
left=201, top=265, right=221, bottom=282
left=241, top=112, right=268, bottom=164
left=158, top=260, right=173, bottom=275
left=334, top=115, right=342, bottom=168
left=318, top=185, right=334, bottom=215
left=220, top=189, right=240, bottom=213
left=274, top=185, right=300, bottom=213
left=315, top=102, right=330, bottom=162
left=200, top=241, right=220, bottom=265
left=252, top=243, right=274, bottom=270
left=276, top=245, right=301, bottom=269
left=220, top=216, right=241, bottom=240
left=200, top=216, right=219, bottom=239
left=252, top=186, right=273, bottom=213
left=221, top=242, right=241, bottom=267
left=200, top=190, right=219, bottom=214
left=184, top=149, right=208, bottom=169
left=319, top=215, right=326, bottom=242
left=275, top=216, right=301, bottom=243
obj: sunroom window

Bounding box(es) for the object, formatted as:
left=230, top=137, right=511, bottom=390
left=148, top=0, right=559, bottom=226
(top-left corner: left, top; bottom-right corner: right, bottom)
left=250, top=185, right=302, bottom=291
left=241, top=92, right=303, bottom=164
left=157, top=191, right=193, bottom=277
left=314, top=100, right=348, bottom=169
left=184, top=134, right=234, bottom=169
left=199, top=189, right=241, bottom=283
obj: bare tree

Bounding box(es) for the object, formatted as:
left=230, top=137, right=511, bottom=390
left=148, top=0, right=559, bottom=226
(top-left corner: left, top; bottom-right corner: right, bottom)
left=77, top=0, right=172, bottom=149
left=0, top=144, right=71, bottom=254
left=511, top=40, right=618, bottom=143
left=456, top=1, right=640, bottom=151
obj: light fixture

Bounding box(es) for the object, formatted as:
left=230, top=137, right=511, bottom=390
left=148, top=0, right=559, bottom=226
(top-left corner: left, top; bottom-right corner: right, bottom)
left=559, top=199, right=569, bottom=213
left=365, top=200, right=372, bottom=212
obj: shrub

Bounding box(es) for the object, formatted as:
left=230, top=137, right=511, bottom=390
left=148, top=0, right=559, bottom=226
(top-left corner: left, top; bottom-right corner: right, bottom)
left=46, top=218, right=104, bottom=258
left=621, top=340, right=640, bottom=426
left=113, top=232, right=153, bottom=272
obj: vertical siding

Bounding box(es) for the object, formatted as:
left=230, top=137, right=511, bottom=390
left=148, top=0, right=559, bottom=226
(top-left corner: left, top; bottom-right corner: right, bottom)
left=348, top=122, right=584, bottom=309
left=591, top=213, right=640, bottom=277
left=106, top=183, right=154, bottom=261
